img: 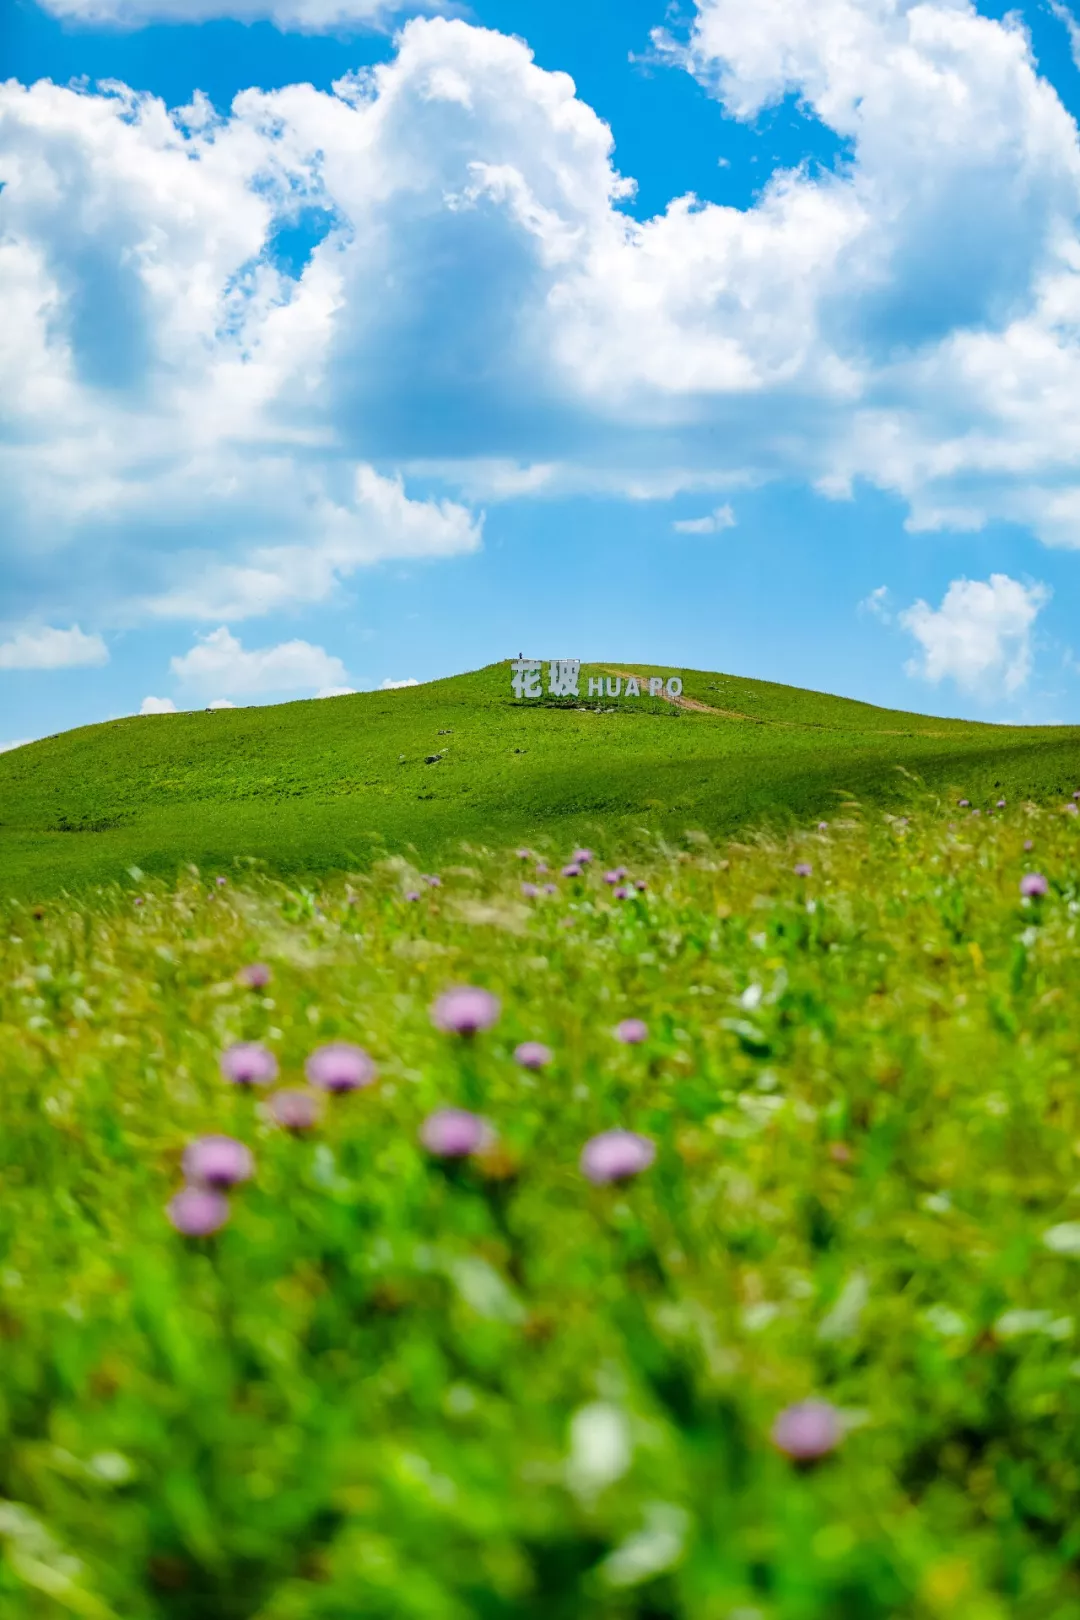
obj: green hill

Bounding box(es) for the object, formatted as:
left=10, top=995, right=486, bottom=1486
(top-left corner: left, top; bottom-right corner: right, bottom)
left=3, top=659, right=1080, bottom=895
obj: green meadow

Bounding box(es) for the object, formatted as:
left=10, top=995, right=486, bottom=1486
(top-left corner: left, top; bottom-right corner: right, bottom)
left=6, top=800, right=1080, bottom=1616
left=4, top=660, right=1080, bottom=897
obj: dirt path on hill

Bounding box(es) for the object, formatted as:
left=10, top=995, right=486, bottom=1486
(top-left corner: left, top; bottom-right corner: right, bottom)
left=601, top=669, right=748, bottom=720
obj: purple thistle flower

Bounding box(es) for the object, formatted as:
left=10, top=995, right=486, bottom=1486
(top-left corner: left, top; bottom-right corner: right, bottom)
left=771, top=1399, right=842, bottom=1461
left=562, top=863, right=583, bottom=879
left=167, top=1186, right=230, bottom=1237
left=793, top=862, right=813, bottom=877
left=405, top=890, right=421, bottom=901
left=958, top=799, right=970, bottom=808
left=1020, top=872, right=1049, bottom=898
left=516, top=848, right=533, bottom=860
left=1024, top=838, right=1034, bottom=851
left=133, top=896, right=145, bottom=908
left=817, top=821, right=829, bottom=831
left=305, top=1042, right=376, bottom=1093
left=535, top=861, right=549, bottom=875
left=971, top=808, right=981, bottom=817
left=514, top=1041, right=552, bottom=1070
left=431, top=986, right=501, bottom=1036
left=216, top=876, right=227, bottom=888
left=580, top=1129, right=655, bottom=1184
left=572, top=849, right=594, bottom=865
left=1067, top=804, right=1079, bottom=818
left=615, top=1018, right=648, bottom=1045
left=268, top=1089, right=323, bottom=1131
left=423, top=874, right=442, bottom=888
left=543, top=882, right=558, bottom=895
left=1073, top=790, right=1080, bottom=800
left=238, top=962, right=271, bottom=989
left=521, top=882, right=540, bottom=898
left=220, top=1042, right=278, bottom=1087
left=603, top=869, right=624, bottom=885
left=420, top=1108, right=492, bottom=1158
left=182, top=1135, right=253, bottom=1189
left=613, top=886, right=630, bottom=900
left=997, top=799, right=1006, bottom=808
left=635, top=879, right=647, bottom=892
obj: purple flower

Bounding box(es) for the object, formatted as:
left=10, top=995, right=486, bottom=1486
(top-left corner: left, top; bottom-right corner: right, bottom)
left=514, top=1041, right=552, bottom=1070
left=238, top=962, right=271, bottom=990
left=562, top=863, right=583, bottom=879
left=306, top=1042, right=377, bottom=1093
left=1020, top=872, right=1049, bottom=898
left=516, top=848, right=533, bottom=860
left=971, top=808, right=981, bottom=817
left=216, top=876, right=227, bottom=888
left=535, top=861, right=549, bottom=875
left=423, top=874, right=442, bottom=888
left=793, top=862, right=813, bottom=878
left=997, top=799, right=1006, bottom=809
left=431, top=986, right=500, bottom=1036
left=133, top=896, right=145, bottom=908
left=220, top=1042, right=278, bottom=1087
left=635, top=879, right=647, bottom=892
left=603, top=869, right=626, bottom=885
left=615, top=1018, right=648, bottom=1045
left=405, top=890, right=421, bottom=902
left=182, top=1135, right=254, bottom=1189
left=572, top=849, right=594, bottom=865
left=613, top=886, right=630, bottom=900
left=958, top=799, right=970, bottom=808
left=817, top=821, right=829, bottom=832
left=543, top=882, right=557, bottom=895
left=268, top=1089, right=323, bottom=1131
left=580, top=1129, right=656, bottom=1184
left=1024, top=838, right=1034, bottom=851
left=521, top=882, right=540, bottom=898
left=771, top=1399, right=842, bottom=1461
left=167, top=1186, right=229, bottom=1237
left=420, top=1108, right=492, bottom=1158
left=1067, top=804, right=1079, bottom=818
left=1073, top=790, right=1080, bottom=800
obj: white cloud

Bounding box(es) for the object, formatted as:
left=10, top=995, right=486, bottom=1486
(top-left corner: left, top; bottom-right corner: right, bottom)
left=207, top=698, right=237, bottom=709
left=0, top=739, right=33, bottom=753
left=139, top=694, right=177, bottom=714
left=672, top=503, right=736, bottom=534
left=1049, top=1, right=1080, bottom=74
left=858, top=584, right=892, bottom=622
left=315, top=685, right=357, bottom=697
left=9, top=2, right=1080, bottom=624
left=899, top=574, right=1051, bottom=695
left=170, top=627, right=349, bottom=697
left=35, top=0, right=443, bottom=28
left=0, top=625, right=108, bottom=670
left=381, top=676, right=420, bottom=689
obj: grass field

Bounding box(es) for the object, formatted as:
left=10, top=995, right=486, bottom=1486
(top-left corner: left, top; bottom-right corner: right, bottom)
left=6, top=797, right=1080, bottom=1616
left=5, top=660, right=1080, bottom=898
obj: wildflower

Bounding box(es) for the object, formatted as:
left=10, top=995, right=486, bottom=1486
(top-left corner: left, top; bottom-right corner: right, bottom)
left=514, top=1041, right=552, bottom=1070
left=182, top=1135, right=253, bottom=1189
left=1024, top=839, right=1034, bottom=851
left=535, top=861, right=549, bottom=875
left=1067, top=804, right=1079, bottom=818
left=167, top=1186, right=229, bottom=1237
left=1020, top=872, right=1049, bottom=898
left=543, top=883, right=557, bottom=895
left=771, top=1399, right=842, bottom=1461
left=134, top=897, right=145, bottom=908
left=431, top=986, right=500, bottom=1036
left=572, top=849, right=594, bottom=865
left=580, top=1129, right=655, bottom=1184
left=958, top=799, right=969, bottom=808
left=516, top=848, right=533, bottom=860
left=817, top=821, right=828, bottom=831
left=635, top=879, right=647, bottom=892
left=603, top=869, right=626, bottom=885
left=405, top=890, right=421, bottom=902
left=1074, top=790, right=1080, bottom=800
left=793, top=862, right=812, bottom=877
left=216, top=876, right=227, bottom=888
left=306, top=1042, right=376, bottom=1093
left=971, top=808, right=981, bottom=817
left=521, top=882, right=540, bottom=898
left=220, top=1042, right=278, bottom=1086
left=420, top=1108, right=492, bottom=1157
left=238, top=962, right=271, bottom=989
left=615, top=1018, right=648, bottom=1045
left=562, top=863, right=583, bottom=879
left=268, top=1089, right=323, bottom=1131
left=423, top=874, right=442, bottom=888
left=613, top=886, right=630, bottom=900
left=997, top=799, right=1006, bottom=808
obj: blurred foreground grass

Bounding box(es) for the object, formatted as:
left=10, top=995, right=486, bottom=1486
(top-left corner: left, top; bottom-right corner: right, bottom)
left=5, top=795, right=1080, bottom=1616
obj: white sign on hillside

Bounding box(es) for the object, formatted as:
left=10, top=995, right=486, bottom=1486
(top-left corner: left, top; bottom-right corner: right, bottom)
left=511, top=658, right=683, bottom=701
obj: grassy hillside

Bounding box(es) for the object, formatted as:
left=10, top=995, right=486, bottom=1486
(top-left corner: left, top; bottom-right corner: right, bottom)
left=4, top=803, right=1080, bottom=1616
left=4, top=659, right=1080, bottom=897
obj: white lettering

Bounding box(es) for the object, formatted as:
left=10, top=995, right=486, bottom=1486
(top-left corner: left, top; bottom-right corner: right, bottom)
left=548, top=659, right=581, bottom=698
left=606, top=677, right=622, bottom=697
left=666, top=677, right=683, bottom=698
left=511, top=657, right=542, bottom=700
left=648, top=677, right=664, bottom=697
left=624, top=677, right=640, bottom=697
left=588, top=676, right=604, bottom=697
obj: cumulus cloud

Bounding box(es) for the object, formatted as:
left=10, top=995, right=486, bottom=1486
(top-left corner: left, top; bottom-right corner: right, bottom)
left=207, top=698, right=237, bottom=708
left=672, top=503, right=736, bottom=534
left=139, top=694, right=177, bottom=713
left=380, top=676, right=420, bottom=689
left=315, top=684, right=356, bottom=697
left=35, top=0, right=442, bottom=26
left=9, top=3, right=1080, bottom=632
left=899, top=574, right=1051, bottom=695
left=0, top=739, right=33, bottom=753
left=0, top=625, right=108, bottom=669
left=858, top=585, right=892, bottom=622
left=170, top=627, right=349, bottom=697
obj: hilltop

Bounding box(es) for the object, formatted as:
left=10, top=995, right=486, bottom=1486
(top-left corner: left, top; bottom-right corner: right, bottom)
left=3, top=659, right=1080, bottom=895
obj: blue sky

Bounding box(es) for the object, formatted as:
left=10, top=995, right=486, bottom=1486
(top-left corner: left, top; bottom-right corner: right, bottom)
left=5, top=0, right=1080, bottom=744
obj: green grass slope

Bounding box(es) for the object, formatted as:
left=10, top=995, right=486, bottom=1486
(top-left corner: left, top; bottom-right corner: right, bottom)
left=3, top=659, right=1080, bottom=896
